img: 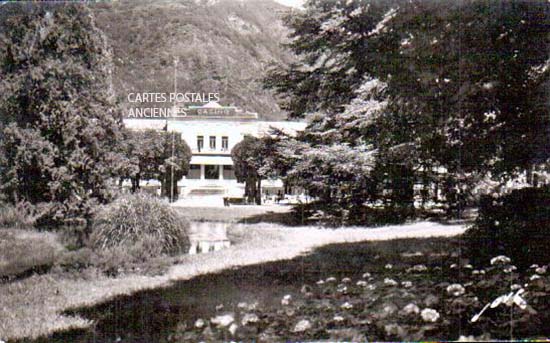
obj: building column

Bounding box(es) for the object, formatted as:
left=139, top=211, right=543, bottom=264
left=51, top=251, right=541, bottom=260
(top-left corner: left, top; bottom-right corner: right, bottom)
left=200, top=164, right=205, bottom=180
left=219, top=165, right=224, bottom=180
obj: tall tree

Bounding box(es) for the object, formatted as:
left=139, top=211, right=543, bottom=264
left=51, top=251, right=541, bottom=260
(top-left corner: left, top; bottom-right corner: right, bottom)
left=265, top=0, right=550, bottom=216
left=231, top=135, right=268, bottom=205
left=0, top=4, right=122, bottom=237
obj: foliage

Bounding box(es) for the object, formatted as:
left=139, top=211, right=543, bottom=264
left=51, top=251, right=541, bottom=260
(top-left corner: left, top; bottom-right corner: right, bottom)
left=0, top=201, right=41, bottom=230
left=264, top=0, right=550, bottom=222
left=465, top=186, right=550, bottom=269
left=118, top=128, right=192, bottom=201
left=89, top=193, right=190, bottom=256
left=231, top=135, right=269, bottom=204
left=167, top=247, right=550, bottom=341
left=0, top=229, right=61, bottom=280
left=0, top=4, right=122, bottom=237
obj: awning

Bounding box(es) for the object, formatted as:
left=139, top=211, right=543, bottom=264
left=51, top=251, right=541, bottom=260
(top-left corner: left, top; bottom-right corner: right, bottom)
left=190, top=155, right=234, bottom=165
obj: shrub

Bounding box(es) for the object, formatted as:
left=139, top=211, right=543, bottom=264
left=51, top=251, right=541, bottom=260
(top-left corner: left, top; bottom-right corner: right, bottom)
left=0, top=229, right=61, bottom=279
left=464, top=186, right=550, bottom=268
left=0, top=202, right=40, bottom=230
left=89, top=193, right=190, bottom=256
left=291, top=202, right=410, bottom=227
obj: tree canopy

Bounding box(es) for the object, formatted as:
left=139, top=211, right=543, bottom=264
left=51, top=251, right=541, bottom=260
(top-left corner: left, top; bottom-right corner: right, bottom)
left=0, top=4, right=122, bottom=233
left=266, top=0, right=549, bottom=176
left=119, top=128, right=192, bottom=201
left=264, top=0, right=549, bottom=221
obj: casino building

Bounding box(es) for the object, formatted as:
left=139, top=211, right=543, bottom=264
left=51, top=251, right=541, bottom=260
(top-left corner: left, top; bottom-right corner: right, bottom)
left=123, top=101, right=306, bottom=197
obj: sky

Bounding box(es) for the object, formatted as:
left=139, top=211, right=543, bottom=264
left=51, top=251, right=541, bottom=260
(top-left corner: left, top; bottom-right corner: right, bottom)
left=273, top=0, right=305, bottom=9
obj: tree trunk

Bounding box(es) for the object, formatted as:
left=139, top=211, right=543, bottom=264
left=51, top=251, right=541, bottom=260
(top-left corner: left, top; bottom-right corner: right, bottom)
left=255, top=178, right=262, bottom=205
left=131, top=175, right=140, bottom=193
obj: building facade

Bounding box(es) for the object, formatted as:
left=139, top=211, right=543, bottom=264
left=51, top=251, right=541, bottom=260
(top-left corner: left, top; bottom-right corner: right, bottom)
left=123, top=102, right=306, bottom=197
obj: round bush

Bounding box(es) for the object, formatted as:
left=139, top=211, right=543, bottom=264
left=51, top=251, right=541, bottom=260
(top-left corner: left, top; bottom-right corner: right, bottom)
left=464, top=186, right=550, bottom=268
left=89, top=193, right=190, bottom=255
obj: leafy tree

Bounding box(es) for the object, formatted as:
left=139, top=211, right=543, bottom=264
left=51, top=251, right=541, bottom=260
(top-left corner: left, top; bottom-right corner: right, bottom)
left=265, top=0, right=550, bottom=219
left=0, top=4, right=122, bottom=238
left=231, top=135, right=269, bottom=204
left=120, top=129, right=192, bottom=201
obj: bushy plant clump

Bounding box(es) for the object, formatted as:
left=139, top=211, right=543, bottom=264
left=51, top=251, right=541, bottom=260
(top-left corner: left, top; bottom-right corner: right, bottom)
left=89, top=193, right=190, bottom=256
left=291, top=202, right=410, bottom=227
left=465, top=186, right=550, bottom=268
left=0, top=202, right=40, bottom=230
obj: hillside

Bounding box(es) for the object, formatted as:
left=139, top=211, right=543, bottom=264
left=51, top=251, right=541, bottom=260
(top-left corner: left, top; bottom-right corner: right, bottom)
left=90, top=0, right=295, bottom=120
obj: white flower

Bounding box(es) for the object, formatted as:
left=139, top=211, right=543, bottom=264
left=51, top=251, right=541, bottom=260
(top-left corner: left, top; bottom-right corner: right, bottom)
left=530, top=264, right=540, bottom=269
left=337, top=284, right=348, bottom=293
left=471, top=289, right=528, bottom=323
left=211, top=314, right=234, bottom=327
left=356, top=280, right=368, bottom=287
left=530, top=274, right=541, bottom=281
left=490, top=255, right=511, bottom=265
left=401, top=251, right=423, bottom=258
left=408, top=264, right=428, bottom=272
left=362, top=272, right=371, bottom=278
left=464, top=264, right=473, bottom=269
left=281, top=294, right=292, bottom=306
left=241, top=313, right=259, bottom=326
left=535, top=266, right=547, bottom=275
left=316, top=279, right=325, bottom=285
left=326, top=276, right=337, bottom=283
left=511, top=284, right=522, bottom=291
left=341, top=302, right=353, bottom=310
left=194, top=318, right=205, bottom=328
left=503, top=265, right=517, bottom=273
left=401, top=281, right=413, bottom=288
left=293, top=319, right=312, bottom=332
left=446, top=284, right=466, bottom=297
left=342, top=277, right=352, bottom=283
left=421, top=308, right=440, bottom=322
left=366, top=284, right=377, bottom=291
left=450, top=263, right=458, bottom=269
left=402, top=303, right=420, bottom=315
left=385, top=264, right=393, bottom=270
left=333, top=315, right=345, bottom=322
left=229, top=323, right=238, bottom=335
left=384, top=278, right=398, bottom=286
left=237, top=302, right=248, bottom=309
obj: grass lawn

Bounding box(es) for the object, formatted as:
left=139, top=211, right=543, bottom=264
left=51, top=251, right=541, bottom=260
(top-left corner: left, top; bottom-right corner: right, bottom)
left=0, top=221, right=464, bottom=341
left=0, top=229, right=64, bottom=281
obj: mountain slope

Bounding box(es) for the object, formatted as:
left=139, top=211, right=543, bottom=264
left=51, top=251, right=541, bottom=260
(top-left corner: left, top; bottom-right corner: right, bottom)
left=90, top=0, right=295, bottom=120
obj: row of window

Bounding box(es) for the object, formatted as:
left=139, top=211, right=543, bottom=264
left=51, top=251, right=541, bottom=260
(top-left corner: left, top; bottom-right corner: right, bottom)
left=197, top=135, right=229, bottom=151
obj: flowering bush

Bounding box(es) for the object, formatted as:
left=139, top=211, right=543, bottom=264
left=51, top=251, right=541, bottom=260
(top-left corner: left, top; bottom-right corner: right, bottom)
left=166, top=250, right=550, bottom=342
left=465, top=187, right=550, bottom=268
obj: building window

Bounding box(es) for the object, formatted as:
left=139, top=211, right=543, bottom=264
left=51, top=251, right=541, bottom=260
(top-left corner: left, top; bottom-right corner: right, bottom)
left=209, top=136, right=216, bottom=150
left=187, top=164, right=201, bottom=179
left=197, top=136, right=203, bottom=152
left=222, top=136, right=228, bottom=150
